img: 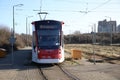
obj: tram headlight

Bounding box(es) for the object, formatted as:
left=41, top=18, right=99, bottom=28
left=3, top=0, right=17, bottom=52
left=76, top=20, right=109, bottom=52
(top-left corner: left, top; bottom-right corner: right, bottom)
left=58, top=48, right=61, bottom=54
left=38, top=50, right=40, bottom=53
left=59, top=50, right=61, bottom=53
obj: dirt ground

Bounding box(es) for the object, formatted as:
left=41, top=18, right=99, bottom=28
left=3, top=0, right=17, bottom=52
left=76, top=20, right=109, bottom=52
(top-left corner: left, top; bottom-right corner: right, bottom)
left=64, top=44, right=120, bottom=80
left=64, top=44, right=120, bottom=64
left=63, top=58, right=120, bottom=80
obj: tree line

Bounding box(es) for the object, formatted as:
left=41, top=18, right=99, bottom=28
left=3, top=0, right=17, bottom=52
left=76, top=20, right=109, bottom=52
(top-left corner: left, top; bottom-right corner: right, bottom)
left=0, top=26, right=120, bottom=52
left=64, top=32, right=120, bottom=44
left=0, top=26, right=32, bottom=52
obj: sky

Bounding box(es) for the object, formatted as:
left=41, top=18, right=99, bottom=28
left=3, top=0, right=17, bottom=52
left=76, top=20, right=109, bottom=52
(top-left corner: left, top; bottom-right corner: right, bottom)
left=0, top=0, right=120, bottom=34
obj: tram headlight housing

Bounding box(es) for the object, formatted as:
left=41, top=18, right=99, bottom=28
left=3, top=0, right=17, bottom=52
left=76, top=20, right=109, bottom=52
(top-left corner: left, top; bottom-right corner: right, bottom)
left=38, top=50, right=40, bottom=53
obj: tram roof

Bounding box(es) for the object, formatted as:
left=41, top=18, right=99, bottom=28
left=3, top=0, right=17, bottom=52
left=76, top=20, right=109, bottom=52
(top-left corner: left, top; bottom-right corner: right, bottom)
left=32, top=20, right=64, bottom=25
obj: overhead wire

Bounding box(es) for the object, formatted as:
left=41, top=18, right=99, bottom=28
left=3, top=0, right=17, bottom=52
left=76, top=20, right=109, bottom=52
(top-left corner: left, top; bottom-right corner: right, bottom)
left=88, top=0, right=112, bottom=12
left=34, top=0, right=118, bottom=14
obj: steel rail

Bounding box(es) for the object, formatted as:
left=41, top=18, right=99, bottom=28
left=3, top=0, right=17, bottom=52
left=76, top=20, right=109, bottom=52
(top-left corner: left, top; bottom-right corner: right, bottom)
left=37, top=65, right=48, bottom=80
left=57, top=64, right=80, bottom=80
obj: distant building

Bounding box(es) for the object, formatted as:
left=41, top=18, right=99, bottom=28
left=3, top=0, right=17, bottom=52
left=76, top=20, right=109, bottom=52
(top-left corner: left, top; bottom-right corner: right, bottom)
left=98, top=19, right=117, bottom=33
left=117, top=25, right=120, bottom=33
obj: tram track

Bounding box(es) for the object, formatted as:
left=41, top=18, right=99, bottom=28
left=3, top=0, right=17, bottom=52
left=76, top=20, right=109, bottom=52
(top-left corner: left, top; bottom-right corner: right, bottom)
left=36, top=63, right=80, bottom=80
left=38, top=66, right=48, bottom=80
left=57, top=64, right=80, bottom=80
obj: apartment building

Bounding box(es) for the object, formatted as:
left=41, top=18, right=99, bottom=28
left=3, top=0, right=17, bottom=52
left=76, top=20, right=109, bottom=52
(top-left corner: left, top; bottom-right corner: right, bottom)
left=98, top=19, right=116, bottom=33
left=117, top=24, right=120, bottom=33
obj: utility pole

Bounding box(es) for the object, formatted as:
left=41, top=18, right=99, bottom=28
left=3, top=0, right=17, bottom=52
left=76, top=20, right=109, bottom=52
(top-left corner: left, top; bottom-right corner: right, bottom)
left=26, top=17, right=28, bottom=46
left=92, top=24, right=96, bottom=65
left=12, top=4, right=23, bottom=65
left=26, top=16, right=33, bottom=46
left=105, top=16, right=112, bottom=45
left=13, top=4, right=23, bottom=37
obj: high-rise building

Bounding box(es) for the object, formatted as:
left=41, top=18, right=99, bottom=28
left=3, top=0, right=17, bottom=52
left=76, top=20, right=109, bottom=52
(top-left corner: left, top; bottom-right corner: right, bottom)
left=117, top=25, right=120, bottom=33
left=98, top=19, right=116, bottom=33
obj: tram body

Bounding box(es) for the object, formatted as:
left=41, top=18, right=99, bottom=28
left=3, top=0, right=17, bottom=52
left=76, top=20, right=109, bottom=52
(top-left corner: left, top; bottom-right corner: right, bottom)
left=31, top=20, right=64, bottom=63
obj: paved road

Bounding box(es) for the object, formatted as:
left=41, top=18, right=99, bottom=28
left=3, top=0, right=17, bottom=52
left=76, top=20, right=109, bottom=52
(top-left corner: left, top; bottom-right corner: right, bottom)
left=0, top=47, right=43, bottom=80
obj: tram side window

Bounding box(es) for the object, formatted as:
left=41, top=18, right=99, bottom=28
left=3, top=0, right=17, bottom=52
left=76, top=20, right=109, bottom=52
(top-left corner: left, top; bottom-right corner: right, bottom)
left=32, top=31, right=36, bottom=49
left=61, top=31, right=64, bottom=47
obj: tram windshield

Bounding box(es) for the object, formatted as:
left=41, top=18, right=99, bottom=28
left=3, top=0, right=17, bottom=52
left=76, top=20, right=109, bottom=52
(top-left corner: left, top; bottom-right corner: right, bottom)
left=37, top=30, right=60, bottom=49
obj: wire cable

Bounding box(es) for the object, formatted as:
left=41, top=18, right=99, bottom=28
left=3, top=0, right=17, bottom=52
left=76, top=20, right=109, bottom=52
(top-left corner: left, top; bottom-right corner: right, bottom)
left=89, top=0, right=112, bottom=11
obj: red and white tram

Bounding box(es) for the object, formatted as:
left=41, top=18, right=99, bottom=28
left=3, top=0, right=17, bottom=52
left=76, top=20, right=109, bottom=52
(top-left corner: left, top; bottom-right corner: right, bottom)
left=31, top=20, right=64, bottom=63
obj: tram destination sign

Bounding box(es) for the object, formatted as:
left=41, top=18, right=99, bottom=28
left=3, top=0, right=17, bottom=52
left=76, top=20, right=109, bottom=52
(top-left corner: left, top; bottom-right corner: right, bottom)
left=38, top=25, right=60, bottom=30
